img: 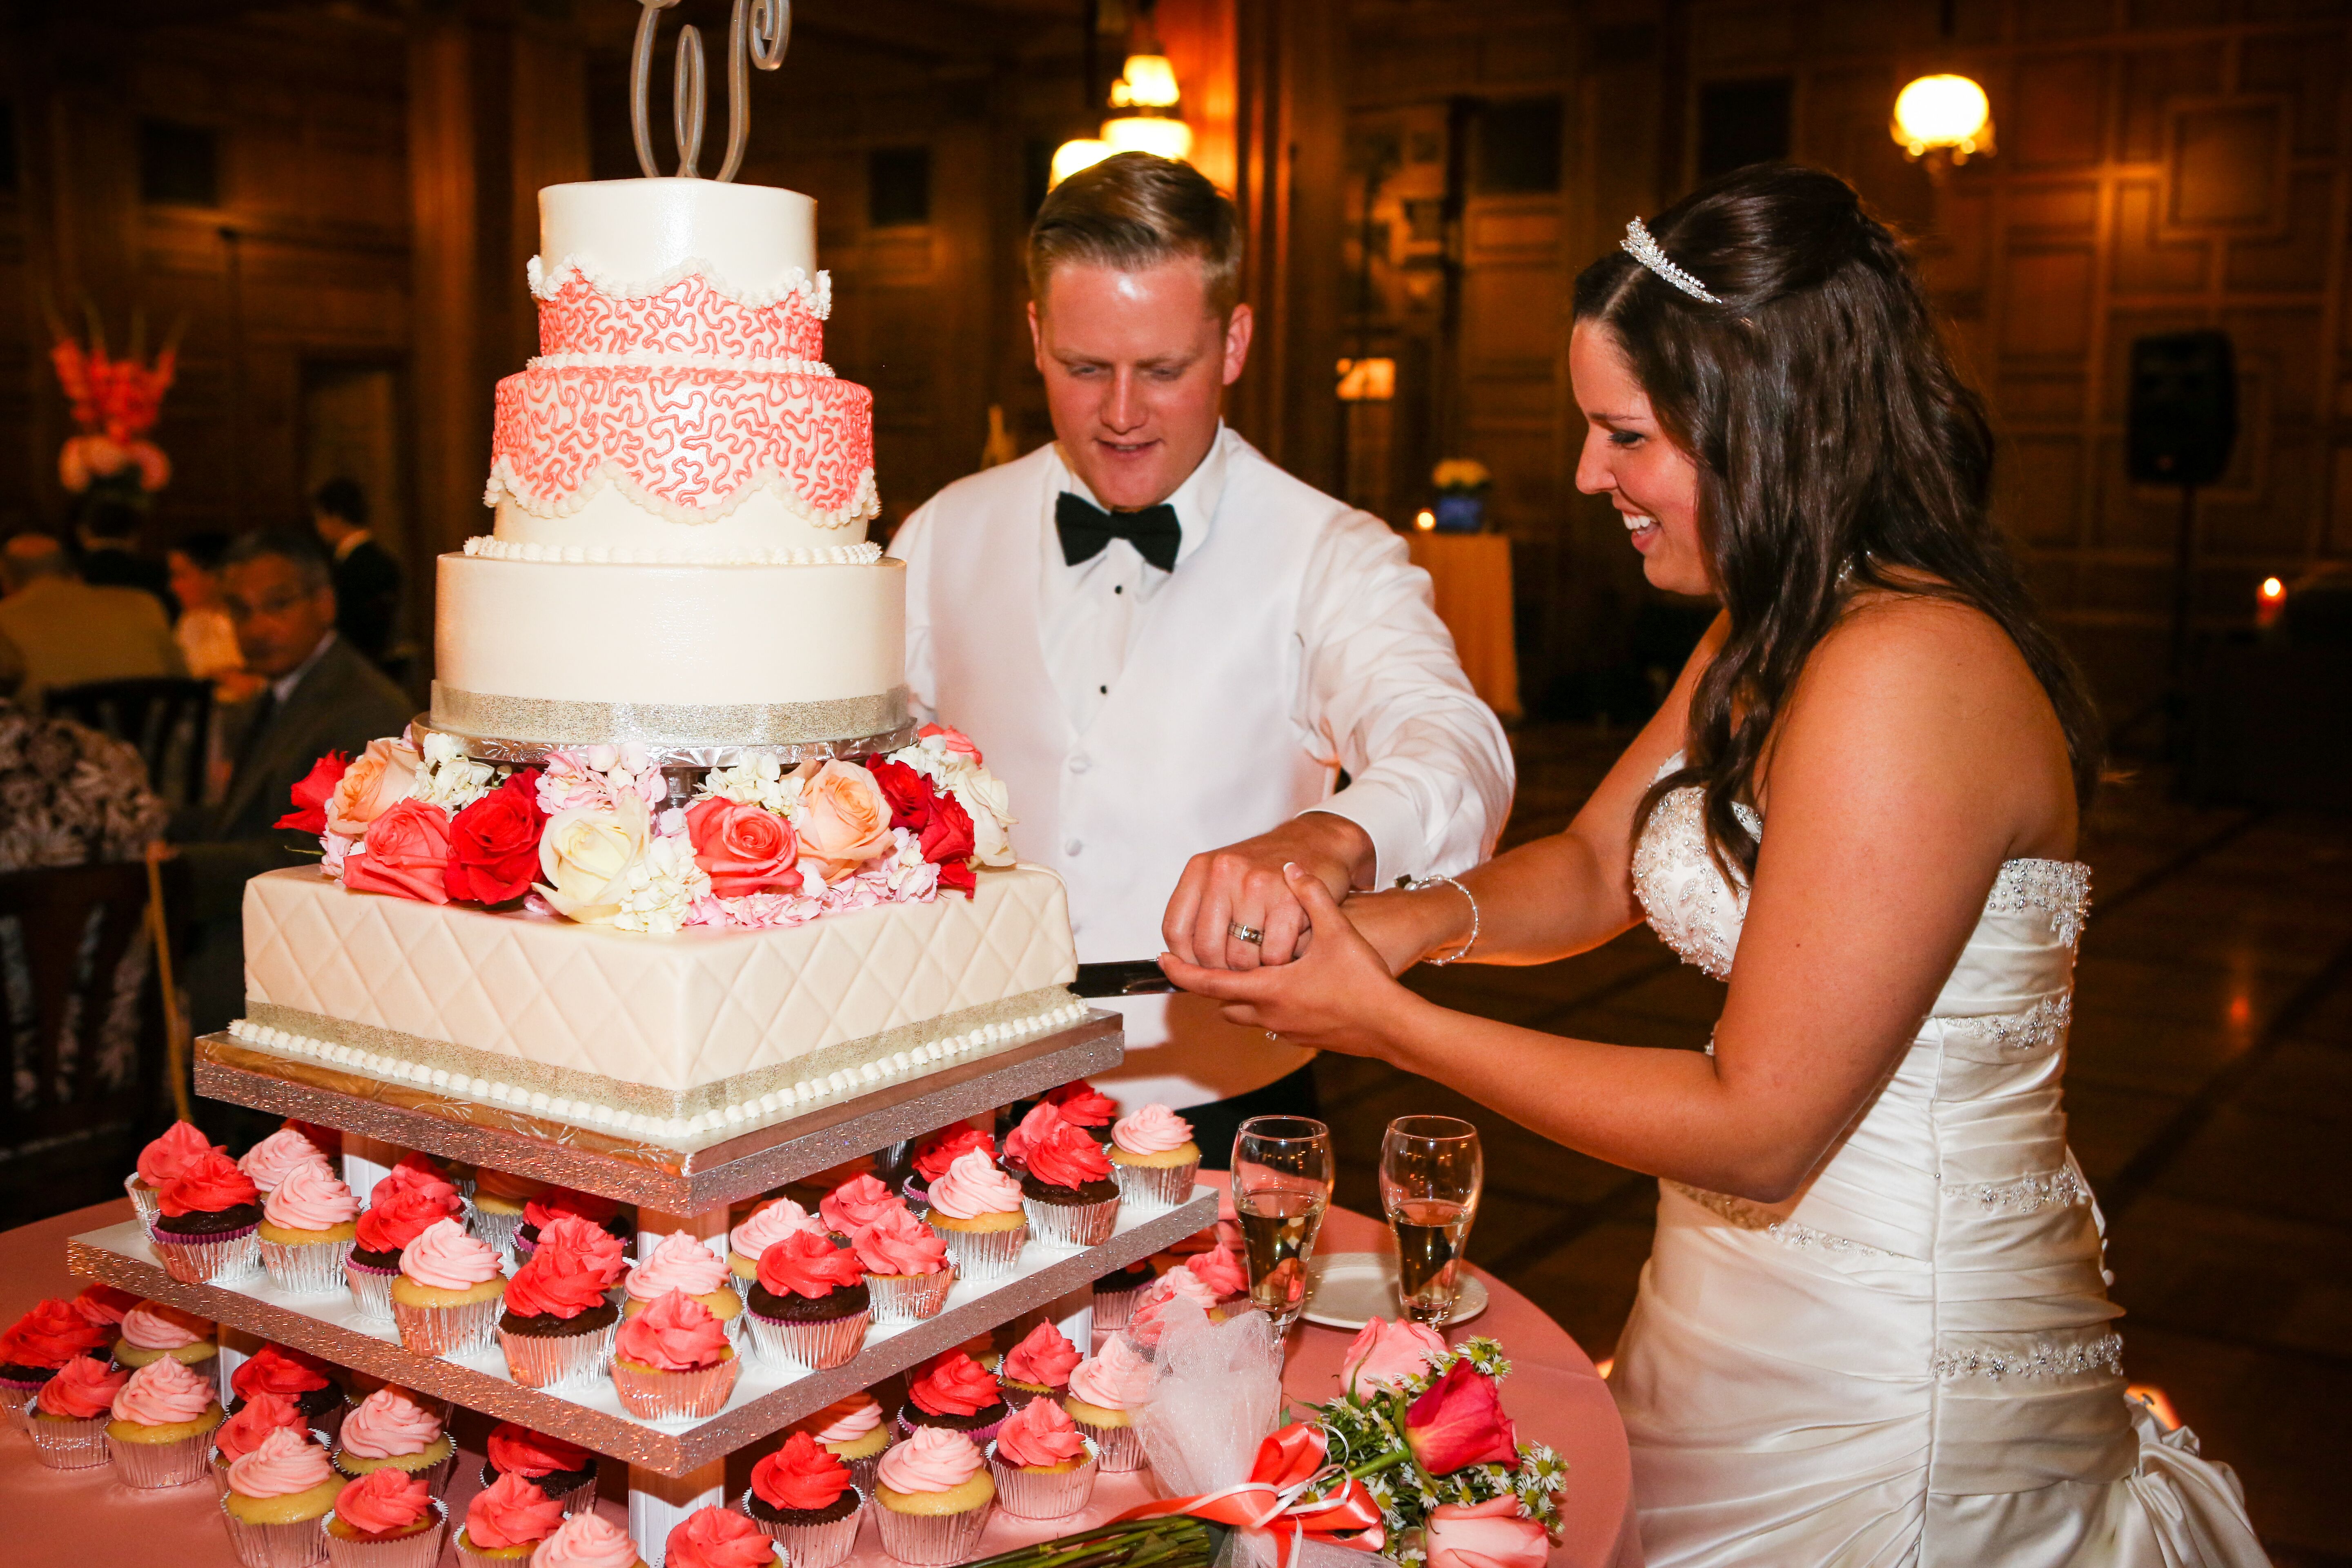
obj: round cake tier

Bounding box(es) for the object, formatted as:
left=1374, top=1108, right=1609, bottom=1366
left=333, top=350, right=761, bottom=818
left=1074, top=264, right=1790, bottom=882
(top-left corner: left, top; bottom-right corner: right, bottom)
left=539, top=177, right=815, bottom=302
left=433, top=552, right=907, bottom=749
left=535, top=267, right=825, bottom=361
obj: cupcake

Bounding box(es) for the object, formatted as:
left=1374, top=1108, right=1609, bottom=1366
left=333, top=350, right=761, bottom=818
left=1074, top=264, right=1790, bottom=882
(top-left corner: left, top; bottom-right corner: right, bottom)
left=898, top=1350, right=1010, bottom=1445
left=818, top=1174, right=906, bottom=1245
left=1091, top=1257, right=1156, bottom=1333
left=922, top=1148, right=1029, bottom=1280
left=853, top=1207, right=956, bottom=1324
left=345, top=1182, right=463, bottom=1323
left=499, top=1213, right=626, bottom=1390
left=71, top=1281, right=140, bottom=1330
left=0, top=1296, right=111, bottom=1410
left=1105, top=1104, right=1201, bottom=1209
left=114, top=1299, right=219, bottom=1375
left=786, top=1393, right=892, bottom=1497
left=726, top=1198, right=821, bottom=1286
left=988, top=1396, right=1099, bottom=1519
left=871, top=1425, right=996, bottom=1565
left=513, top=1187, right=633, bottom=1262
left=1064, top=1335, right=1154, bottom=1472
left=741, top=1431, right=862, bottom=1568
left=998, top=1102, right=1067, bottom=1175
left=323, top=1469, right=448, bottom=1566
left=333, top=1386, right=456, bottom=1496
left=231, top=1345, right=347, bottom=1439
left=388, top=1150, right=469, bottom=1203
left=127, top=1119, right=221, bottom=1233
left=1042, top=1080, right=1118, bottom=1145
left=1127, top=1261, right=1229, bottom=1354
left=479, top=1423, right=601, bottom=1517
left=212, top=1389, right=311, bottom=1489
left=152, top=1147, right=264, bottom=1283
left=106, top=1354, right=225, bottom=1488
left=668, top=1505, right=782, bottom=1568
left=904, top=1125, right=995, bottom=1210
left=524, top=1514, right=643, bottom=1568
left=219, top=1426, right=341, bottom=1567
left=611, top=1290, right=738, bottom=1421
left=998, top=1322, right=1081, bottom=1410
left=452, top=1471, right=567, bottom=1567
left=744, top=1229, right=869, bottom=1370
left=260, top=1159, right=362, bottom=1295
left=624, top=1232, right=743, bottom=1338
left=1019, top=1121, right=1122, bottom=1249
left=240, top=1127, right=331, bottom=1196
left=389, top=1218, right=506, bottom=1358
left=23, top=1352, right=126, bottom=1470
left=469, top=1168, right=548, bottom=1262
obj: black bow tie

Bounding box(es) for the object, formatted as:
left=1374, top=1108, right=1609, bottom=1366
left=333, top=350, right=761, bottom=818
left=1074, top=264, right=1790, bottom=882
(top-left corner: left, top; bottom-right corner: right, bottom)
left=1056, top=492, right=1182, bottom=573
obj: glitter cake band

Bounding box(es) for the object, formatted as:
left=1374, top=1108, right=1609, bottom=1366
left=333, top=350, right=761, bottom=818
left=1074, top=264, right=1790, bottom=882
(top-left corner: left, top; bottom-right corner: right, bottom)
left=430, top=682, right=911, bottom=748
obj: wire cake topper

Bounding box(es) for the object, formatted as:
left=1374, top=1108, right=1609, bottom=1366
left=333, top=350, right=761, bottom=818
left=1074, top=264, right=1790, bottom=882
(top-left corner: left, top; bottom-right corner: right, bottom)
left=631, top=0, right=791, bottom=183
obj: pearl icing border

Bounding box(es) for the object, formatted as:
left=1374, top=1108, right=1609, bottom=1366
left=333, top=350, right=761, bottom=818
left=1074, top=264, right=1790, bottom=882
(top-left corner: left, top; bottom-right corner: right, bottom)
left=462, top=536, right=882, bottom=568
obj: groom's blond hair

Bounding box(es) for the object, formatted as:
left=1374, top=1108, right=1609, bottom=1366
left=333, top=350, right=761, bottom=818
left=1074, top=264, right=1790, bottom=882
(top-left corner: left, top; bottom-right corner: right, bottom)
left=1028, top=152, right=1244, bottom=318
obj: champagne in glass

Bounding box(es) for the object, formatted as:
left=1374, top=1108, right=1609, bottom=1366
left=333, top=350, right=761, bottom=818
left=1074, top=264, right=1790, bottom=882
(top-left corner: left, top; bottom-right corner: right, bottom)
left=1231, top=1116, right=1336, bottom=1334
left=1381, top=1116, right=1482, bottom=1325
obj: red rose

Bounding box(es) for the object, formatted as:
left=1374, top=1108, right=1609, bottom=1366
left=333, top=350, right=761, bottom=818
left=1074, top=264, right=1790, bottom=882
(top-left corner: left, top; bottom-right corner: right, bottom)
left=1403, top=1359, right=1520, bottom=1474
left=342, top=798, right=454, bottom=905
left=685, top=796, right=802, bottom=898
left=444, top=770, right=546, bottom=905
left=936, top=857, right=976, bottom=897
left=867, top=758, right=932, bottom=832
left=869, top=759, right=978, bottom=869
left=276, top=752, right=350, bottom=834
left=919, top=788, right=976, bottom=866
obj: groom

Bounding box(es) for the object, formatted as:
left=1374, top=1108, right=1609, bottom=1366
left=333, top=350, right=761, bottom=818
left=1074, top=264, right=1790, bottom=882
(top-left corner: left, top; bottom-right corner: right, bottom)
left=889, top=153, right=1512, bottom=1161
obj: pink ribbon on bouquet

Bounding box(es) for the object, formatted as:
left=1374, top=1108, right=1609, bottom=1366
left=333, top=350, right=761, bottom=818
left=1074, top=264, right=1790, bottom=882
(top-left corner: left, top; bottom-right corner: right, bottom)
left=1114, top=1422, right=1388, bottom=1568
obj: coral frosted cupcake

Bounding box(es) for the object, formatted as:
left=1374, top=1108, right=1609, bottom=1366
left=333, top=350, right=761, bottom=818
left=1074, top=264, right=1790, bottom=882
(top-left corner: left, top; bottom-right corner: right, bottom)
left=324, top=1468, right=448, bottom=1566
left=219, top=1425, right=341, bottom=1566
left=988, top=1396, right=1099, bottom=1519
left=922, top=1148, right=1029, bottom=1280
left=390, top=1218, right=506, bottom=1357
left=153, top=1147, right=265, bottom=1283
left=998, top=1322, right=1081, bottom=1410
left=745, top=1230, right=869, bottom=1370
left=127, top=1119, right=220, bottom=1233
left=611, top=1290, right=738, bottom=1421
left=24, top=1352, right=126, bottom=1470
left=898, top=1350, right=1010, bottom=1445
left=113, top=1299, right=218, bottom=1374
left=853, top=1207, right=956, bottom=1324
left=468, top=1168, right=547, bottom=1262
left=480, top=1423, right=601, bottom=1516
left=212, top=1388, right=310, bottom=1489
left=1019, top=1122, right=1121, bottom=1249
left=1177, top=1241, right=1252, bottom=1312
left=667, top=1506, right=780, bottom=1568
left=904, top=1125, right=994, bottom=1211
left=1063, top=1336, right=1153, bottom=1472
left=0, top=1296, right=111, bottom=1410
left=624, top=1232, right=742, bottom=1338
left=872, top=1425, right=995, bottom=1565
left=231, top=1345, right=347, bottom=1440
left=818, top=1174, right=905, bottom=1245
left=106, top=1354, right=225, bottom=1488
left=741, top=1431, right=862, bottom=1568
left=240, top=1127, right=331, bottom=1196
left=513, top=1187, right=633, bottom=1262
left=1106, top=1104, right=1201, bottom=1209
left=499, top=1213, right=626, bottom=1389
left=1042, top=1080, right=1118, bottom=1145
left=71, top=1281, right=139, bottom=1330
left=452, top=1471, right=567, bottom=1567
left=346, top=1180, right=462, bottom=1323
left=998, top=1102, right=1066, bottom=1175
left=333, top=1386, right=455, bottom=1495
left=726, top=1197, right=820, bottom=1285
left=260, top=1159, right=362, bottom=1296
left=787, top=1392, right=891, bottom=1496
left=527, top=1513, right=644, bottom=1568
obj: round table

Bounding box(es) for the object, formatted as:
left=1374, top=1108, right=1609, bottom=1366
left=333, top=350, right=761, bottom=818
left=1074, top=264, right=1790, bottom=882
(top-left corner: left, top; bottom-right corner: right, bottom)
left=0, top=1195, right=1637, bottom=1567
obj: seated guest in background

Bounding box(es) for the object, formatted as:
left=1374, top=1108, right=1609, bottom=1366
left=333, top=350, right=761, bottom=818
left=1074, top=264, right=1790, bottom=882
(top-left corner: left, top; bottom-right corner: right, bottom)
left=166, top=531, right=263, bottom=700
left=170, top=528, right=410, bottom=1038
left=75, top=500, right=174, bottom=614
left=0, top=530, right=185, bottom=706
left=310, top=478, right=402, bottom=669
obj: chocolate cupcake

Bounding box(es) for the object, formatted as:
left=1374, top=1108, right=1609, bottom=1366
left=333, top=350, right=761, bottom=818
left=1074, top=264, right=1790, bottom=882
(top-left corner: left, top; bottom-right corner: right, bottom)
left=1018, top=1117, right=1121, bottom=1248
left=498, top=1214, right=626, bottom=1390
left=741, top=1431, right=863, bottom=1568
left=479, top=1422, right=600, bottom=1516
left=150, top=1149, right=263, bottom=1284
left=897, top=1350, right=1010, bottom=1445
left=0, top=1298, right=111, bottom=1410
left=1040, top=1080, right=1119, bottom=1146
left=744, top=1230, right=870, bottom=1370
left=227, top=1343, right=346, bottom=1438
left=512, top=1187, right=633, bottom=1261
left=125, top=1120, right=220, bottom=1236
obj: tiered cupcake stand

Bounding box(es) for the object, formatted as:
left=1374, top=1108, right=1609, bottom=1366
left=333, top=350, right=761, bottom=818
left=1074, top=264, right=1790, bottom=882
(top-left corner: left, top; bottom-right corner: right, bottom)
left=66, top=1012, right=1213, bottom=1562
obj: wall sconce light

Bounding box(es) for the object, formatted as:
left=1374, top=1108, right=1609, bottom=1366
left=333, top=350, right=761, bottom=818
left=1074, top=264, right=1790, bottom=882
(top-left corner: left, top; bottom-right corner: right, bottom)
left=1891, top=73, right=1994, bottom=165
left=1054, top=0, right=1192, bottom=185
left=1336, top=357, right=1396, bottom=402
left=1413, top=509, right=1437, bottom=531
left=2257, top=575, right=2287, bottom=629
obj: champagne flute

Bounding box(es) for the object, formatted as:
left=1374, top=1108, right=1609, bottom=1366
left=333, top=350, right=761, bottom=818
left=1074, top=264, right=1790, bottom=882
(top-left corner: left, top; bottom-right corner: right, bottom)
left=1380, top=1115, right=1482, bottom=1325
left=1231, top=1116, right=1336, bottom=1334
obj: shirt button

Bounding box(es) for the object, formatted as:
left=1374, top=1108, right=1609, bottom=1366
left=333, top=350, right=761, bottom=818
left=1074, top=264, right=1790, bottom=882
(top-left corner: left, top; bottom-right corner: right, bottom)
left=1065, top=838, right=1085, bottom=857
left=1068, top=754, right=1091, bottom=775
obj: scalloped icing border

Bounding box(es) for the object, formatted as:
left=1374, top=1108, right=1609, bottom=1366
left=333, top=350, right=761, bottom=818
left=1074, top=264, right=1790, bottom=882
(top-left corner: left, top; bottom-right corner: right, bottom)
left=462, top=536, right=883, bottom=567
left=530, top=352, right=837, bottom=376
left=528, top=254, right=833, bottom=318
left=483, top=459, right=880, bottom=530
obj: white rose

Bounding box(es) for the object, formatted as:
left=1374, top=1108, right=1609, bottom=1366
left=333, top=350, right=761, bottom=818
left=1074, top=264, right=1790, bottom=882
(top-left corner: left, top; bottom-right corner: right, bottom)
left=536, top=792, right=652, bottom=926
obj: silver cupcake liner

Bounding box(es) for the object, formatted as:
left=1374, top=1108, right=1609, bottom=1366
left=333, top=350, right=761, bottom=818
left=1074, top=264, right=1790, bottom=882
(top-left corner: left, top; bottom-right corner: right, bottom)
left=332, top=1448, right=455, bottom=1501
left=109, top=1425, right=218, bottom=1487
left=127, top=1173, right=160, bottom=1234
left=219, top=1498, right=332, bottom=1568
left=868, top=1270, right=956, bottom=1326
left=1110, top=1159, right=1199, bottom=1212
left=499, top=1319, right=617, bottom=1391
left=926, top=1219, right=1027, bottom=1281
left=987, top=1437, right=1099, bottom=1519
left=321, top=1499, right=449, bottom=1568
left=843, top=1448, right=884, bottom=1500
left=0, top=1381, right=38, bottom=1414
left=739, top=1487, right=865, bottom=1568
left=469, top=1206, right=526, bottom=1264
left=344, top=1263, right=398, bottom=1323
left=154, top=1225, right=262, bottom=1285
left=611, top=1352, right=738, bottom=1421
left=873, top=1496, right=993, bottom=1566
left=1022, top=1194, right=1120, bottom=1250
left=1091, top=1283, right=1143, bottom=1332
left=25, top=1411, right=111, bottom=1469
left=261, top=1238, right=358, bottom=1297
left=1071, top=1413, right=1147, bottom=1473
left=744, top=1309, right=868, bottom=1371
left=392, top=1294, right=502, bottom=1359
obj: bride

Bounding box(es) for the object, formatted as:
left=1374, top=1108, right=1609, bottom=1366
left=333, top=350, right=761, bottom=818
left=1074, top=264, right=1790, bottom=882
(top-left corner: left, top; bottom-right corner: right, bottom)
left=1164, top=165, right=2269, bottom=1566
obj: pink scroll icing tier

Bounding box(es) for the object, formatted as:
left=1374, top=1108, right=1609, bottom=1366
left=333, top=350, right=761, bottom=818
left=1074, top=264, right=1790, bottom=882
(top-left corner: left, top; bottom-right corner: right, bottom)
left=535, top=266, right=826, bottom=362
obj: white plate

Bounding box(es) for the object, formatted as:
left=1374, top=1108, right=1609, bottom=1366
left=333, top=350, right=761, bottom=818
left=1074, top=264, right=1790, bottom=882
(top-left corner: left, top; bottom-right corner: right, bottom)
left=1300, top=1251, right=1489, bottom=1331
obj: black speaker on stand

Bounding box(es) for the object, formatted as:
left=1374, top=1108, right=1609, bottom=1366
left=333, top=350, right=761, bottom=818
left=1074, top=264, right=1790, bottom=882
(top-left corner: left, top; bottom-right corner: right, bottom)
left=2120, top=329, right=2236, bottom=759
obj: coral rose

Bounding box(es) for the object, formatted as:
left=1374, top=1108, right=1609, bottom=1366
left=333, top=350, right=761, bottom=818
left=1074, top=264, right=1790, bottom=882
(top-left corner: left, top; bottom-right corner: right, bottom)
left=1339, top=1316, right=1448, bottom=1395
left=686, top=796, right=801, bottom=898
left=275, top=752, right=348, bottom=834
left=325, top=737, right=422, bottom=840
left=1423, top=1496, right=1550, bottom=1568
left=1403, top=1359, right=1520, bottom=1474
left=445, top=769, right=546, bottom=905
left=537, top=791, right=652, bottom=925
left=341, top=798, right=454, bottom=905
left=792, top=761, right=894, bottom=879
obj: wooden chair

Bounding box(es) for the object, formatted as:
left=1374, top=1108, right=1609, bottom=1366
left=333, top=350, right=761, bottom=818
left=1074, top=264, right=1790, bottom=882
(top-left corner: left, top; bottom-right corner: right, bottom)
left=45, top=675, right=215, bottom=809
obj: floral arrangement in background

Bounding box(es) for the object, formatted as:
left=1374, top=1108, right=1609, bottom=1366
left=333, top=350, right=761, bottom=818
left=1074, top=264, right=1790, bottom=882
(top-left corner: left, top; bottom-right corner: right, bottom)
left=1430, top=459, right=1491, bottom=496
left=277, top=725, right=1015, bottom=935
left=49, top=308, right=178, bottom=501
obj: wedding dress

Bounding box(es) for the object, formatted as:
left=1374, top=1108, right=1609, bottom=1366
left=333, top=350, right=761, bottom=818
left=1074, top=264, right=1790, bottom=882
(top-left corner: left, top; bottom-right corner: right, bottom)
left=1609, top=757, right=2270, bottom=1566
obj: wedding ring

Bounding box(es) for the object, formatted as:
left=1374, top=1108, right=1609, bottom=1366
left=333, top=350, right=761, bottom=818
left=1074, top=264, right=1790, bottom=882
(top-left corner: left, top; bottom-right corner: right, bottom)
left=1228, top=922, right=1265, bottom=945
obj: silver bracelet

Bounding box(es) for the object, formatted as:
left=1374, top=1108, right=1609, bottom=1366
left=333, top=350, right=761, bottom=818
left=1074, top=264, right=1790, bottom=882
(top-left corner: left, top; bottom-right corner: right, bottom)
left=1400, top=873, right=1479, bottom=965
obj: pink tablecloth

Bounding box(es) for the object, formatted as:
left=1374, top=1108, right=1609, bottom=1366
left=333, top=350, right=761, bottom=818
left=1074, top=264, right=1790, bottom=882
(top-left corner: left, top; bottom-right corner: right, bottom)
left=0, top=1195, right=1636, bottom=1566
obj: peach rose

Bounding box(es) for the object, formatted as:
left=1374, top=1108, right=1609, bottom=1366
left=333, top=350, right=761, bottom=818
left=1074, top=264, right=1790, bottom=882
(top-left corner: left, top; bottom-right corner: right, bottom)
left=340, top=799, right=453, bottom=905
left=686, top=797, right=801, bottom=898
left=793, top=761, right=894, bottom=879
left=536, top=792, right=652, bottom=926
left=1339, top=1316, right=1448, bottom=1395
left=326, top=737, right=423, bottom=840
left=1423, top=1496, right=1549, bottom=1568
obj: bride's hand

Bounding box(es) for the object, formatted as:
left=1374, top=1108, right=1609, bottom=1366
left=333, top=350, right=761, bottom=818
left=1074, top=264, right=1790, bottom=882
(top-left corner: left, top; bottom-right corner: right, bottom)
left=1159, top=863, right=1425, bottom=1058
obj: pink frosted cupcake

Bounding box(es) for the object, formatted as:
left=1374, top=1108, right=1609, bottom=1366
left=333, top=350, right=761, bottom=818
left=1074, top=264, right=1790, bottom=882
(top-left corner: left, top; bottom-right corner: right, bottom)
left=666, top=1505, right=782, bottom=1568
left=786, top=1392, right=891, bottom=1497
left=127, top=1119, right=220, bottom=1234
left=998, top=1322, right=1081, bottom=1410
left=988, top=1396, right=1099, bottom=1519
left=1105, top=1104, right=1201, bottom=1210
left=211, top=1389, right=310, bottom=1491
left=524, top=1513, right=644, bottom=1567
left=452, top=1471, right=566, bottom=1566
left=106, top=1355, right=225, bottom=1487
left=218, top=1426, right=341, bottom=1565
left=388, top=1218, right=506, bottom=1357
left=1126, top=1260, right=1228, bottom=1356
left=904, top=1125, right=996, bottom=1211
left=112, top=1299, right=218, bottom=1379
left=479, top=1423, right=601, bottom=1517
left=260, top=1160, right=362, bottom=1296
left=898, top=1350, right=1010, bottom=1445
left=726, top=1198, right=821, bottom=1286
left=853, top=1207, right=955, bottom=1324
left=819, top=1174, right=907, bottom=1246
left=1062, top=1336, right=1154, bottom=1473
left=332, top=1386, right=457, bottom=1497
left=611, top=1291, right=738, bottom=1421
left=240, top=1127, right=331, bottom=1196
left=624, top=1232, right=743, bottom=1342
left=24, top=1353, right=126, bottom=1470
left=922, top=1149, right=1029, bottom=1280
left=871, top=1426, right=995, bottom=1565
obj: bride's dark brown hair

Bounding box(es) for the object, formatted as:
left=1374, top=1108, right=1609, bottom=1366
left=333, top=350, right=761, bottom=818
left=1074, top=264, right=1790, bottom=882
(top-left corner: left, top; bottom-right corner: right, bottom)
left=1576, top=163, right=2103, bottom=878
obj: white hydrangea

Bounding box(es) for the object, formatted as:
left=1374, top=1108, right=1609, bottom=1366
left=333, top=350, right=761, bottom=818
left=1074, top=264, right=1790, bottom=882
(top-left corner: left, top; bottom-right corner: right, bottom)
left=896, top=738, right=1016, bottom=866
left=700, top=753, right=802, bottom=816
left=410, top=731, right=499, bottom=813
left=609, top=831, right=711, bottom=936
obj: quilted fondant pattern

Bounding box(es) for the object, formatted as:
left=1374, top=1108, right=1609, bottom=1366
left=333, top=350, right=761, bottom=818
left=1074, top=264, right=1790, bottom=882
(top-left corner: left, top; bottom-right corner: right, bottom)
left=243, top=866, right=1078, bottom=1093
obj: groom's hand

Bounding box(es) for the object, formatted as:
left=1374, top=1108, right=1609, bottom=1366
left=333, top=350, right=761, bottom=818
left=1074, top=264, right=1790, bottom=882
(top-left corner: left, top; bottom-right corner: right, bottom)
left=1163, top=812, right=1374, bottom=972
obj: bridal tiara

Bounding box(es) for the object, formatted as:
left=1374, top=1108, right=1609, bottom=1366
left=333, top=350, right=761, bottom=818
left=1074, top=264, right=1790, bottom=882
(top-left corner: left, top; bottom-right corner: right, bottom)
left=1622, top=218, right=1721, bottom=304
